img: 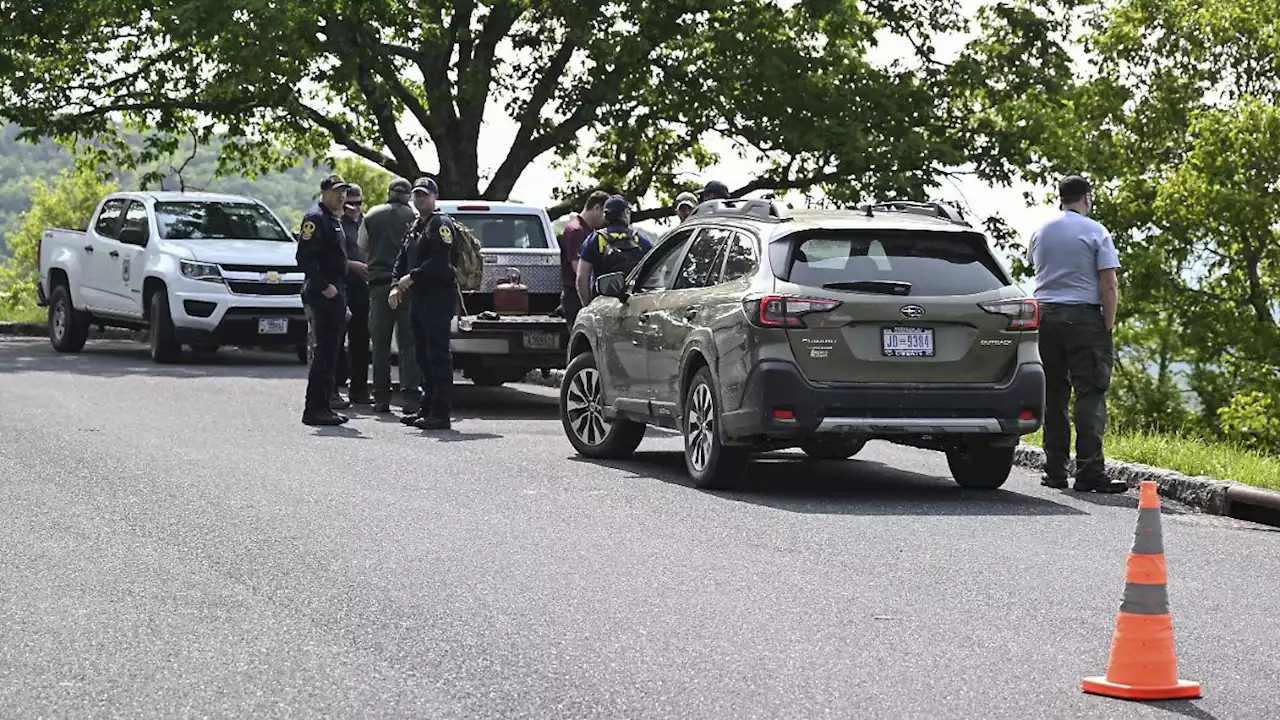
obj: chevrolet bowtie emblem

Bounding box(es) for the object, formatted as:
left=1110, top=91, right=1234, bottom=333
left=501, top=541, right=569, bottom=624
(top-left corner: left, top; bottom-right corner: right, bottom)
left=263, top=271, right=281, bottom=283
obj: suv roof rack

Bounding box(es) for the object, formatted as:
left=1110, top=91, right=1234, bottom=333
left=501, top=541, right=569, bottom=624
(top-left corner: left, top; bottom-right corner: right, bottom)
left=690, top=197, right=792, bottom=222
left=855, top=200, right=970, bottom=226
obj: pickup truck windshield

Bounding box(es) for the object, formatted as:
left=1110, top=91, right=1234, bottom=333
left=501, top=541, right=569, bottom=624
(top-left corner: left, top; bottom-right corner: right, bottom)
left=450, top=214, right=549, bottom=249
left=155, top=201, right=292, bottom=241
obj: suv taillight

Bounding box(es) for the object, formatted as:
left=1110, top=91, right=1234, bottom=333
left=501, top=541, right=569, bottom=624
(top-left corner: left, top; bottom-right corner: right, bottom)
left=980, top=298, right=1039, bottom=330
left=744, top=295, right=841, bottom=328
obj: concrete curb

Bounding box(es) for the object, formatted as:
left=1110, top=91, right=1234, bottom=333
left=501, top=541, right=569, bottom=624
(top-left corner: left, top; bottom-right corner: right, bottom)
left=1014, top=444, right=1280, bottom=526
left=520, top=370, right=1280, bottom=525
left=0, top=321, right=135, bottom=340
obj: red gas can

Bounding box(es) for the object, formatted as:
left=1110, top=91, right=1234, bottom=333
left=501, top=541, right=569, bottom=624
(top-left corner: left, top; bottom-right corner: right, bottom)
left=493, top=269, right=530, bottom=315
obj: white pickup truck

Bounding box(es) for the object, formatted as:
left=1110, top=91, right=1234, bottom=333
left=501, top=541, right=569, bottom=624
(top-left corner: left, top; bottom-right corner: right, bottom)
left=371, top=200, right=570, bottom=387
left=37, top=191, right=309, bottom=363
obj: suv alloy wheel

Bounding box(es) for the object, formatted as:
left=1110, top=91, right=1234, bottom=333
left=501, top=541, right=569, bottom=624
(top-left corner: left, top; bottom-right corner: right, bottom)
left=560, top=352, right=646, bottom=459
left=683, top=366, right=749, bottom=490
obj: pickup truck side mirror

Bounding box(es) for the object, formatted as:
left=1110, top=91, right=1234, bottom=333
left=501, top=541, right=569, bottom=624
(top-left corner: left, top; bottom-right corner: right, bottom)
left=595, top=272, right=628, bottom=301
left=118, top=226, right=148, bottom=247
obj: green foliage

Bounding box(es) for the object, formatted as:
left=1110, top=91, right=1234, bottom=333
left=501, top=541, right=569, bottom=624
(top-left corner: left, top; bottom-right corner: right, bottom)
left=1218, top=391, right=1280, bottom=455
left=334, top=157, right=393, bottom=209
left=0, top=167, right=114, bottom=311
left=0, top=0, right=1075, bottom=230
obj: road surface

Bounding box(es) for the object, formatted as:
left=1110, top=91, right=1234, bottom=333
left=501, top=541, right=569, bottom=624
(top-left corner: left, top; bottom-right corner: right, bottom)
left=1, top=337, right=1276, bottom=719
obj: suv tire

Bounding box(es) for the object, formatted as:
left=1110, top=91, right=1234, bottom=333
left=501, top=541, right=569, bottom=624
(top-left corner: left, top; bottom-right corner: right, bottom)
left=561, top=352, right=645, bottom=459
left=149, top=291, right=182, bottom=364
left=801, top=437, right=868, bottom=460
left=48, top=284, right=90, bottom=353
left=683, top=366, right=749, bottom=490
left=946, top=443, right=1015, bottom=489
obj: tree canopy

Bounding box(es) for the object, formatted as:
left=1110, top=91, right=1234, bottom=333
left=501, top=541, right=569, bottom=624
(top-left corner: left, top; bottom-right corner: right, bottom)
left=0, top=0, right=1060, bottom=219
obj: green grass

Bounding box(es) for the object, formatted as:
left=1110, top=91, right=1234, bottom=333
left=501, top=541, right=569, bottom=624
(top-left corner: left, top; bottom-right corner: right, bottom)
left=1022, top=429, right=1280, bottom=492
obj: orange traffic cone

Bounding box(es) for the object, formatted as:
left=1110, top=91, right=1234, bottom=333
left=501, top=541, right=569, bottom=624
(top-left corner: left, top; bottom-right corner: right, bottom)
left=1082, top=480, right=1201, bottom=700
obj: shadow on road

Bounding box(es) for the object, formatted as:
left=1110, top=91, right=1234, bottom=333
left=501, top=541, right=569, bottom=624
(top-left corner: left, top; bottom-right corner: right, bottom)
left=1147, top=700, right=1222, bottom=720
left=0, top=338, right=302, bottom=379
left=577, top=451, right=1086, bottom=517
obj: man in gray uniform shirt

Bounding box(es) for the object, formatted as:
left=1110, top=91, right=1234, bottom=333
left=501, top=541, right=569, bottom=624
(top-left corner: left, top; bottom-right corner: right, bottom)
left=1028, top=175, right=1127, bottom=493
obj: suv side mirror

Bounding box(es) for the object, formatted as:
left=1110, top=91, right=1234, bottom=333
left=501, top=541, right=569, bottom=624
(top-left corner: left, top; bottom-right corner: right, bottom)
left=595, top=272, right=628, bottom=300
left=118, top=226, right=148, bottom=247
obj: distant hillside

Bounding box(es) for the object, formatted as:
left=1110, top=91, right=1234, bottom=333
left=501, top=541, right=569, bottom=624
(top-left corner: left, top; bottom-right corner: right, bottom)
left=0, top=124, right=333, bottom=257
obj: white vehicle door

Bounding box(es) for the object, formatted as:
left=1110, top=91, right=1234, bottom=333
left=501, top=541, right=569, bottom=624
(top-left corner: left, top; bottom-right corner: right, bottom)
left=108, top=199, right=150, bottom=318
left=80, top=197, right=128, bottom=312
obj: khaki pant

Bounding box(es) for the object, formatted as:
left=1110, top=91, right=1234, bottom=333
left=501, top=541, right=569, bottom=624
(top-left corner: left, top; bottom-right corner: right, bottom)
left=369, top=282, right=422, bottom=404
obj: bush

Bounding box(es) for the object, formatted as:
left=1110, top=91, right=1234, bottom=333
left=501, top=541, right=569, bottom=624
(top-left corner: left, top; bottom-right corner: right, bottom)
left=0, top=168, right=113, bottom=312
left=1218, top=391, right=1280, bottom=455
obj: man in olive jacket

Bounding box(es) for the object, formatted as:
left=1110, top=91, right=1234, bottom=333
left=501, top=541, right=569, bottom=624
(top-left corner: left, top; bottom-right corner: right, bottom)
left=358, top=178, right=422, bottom=414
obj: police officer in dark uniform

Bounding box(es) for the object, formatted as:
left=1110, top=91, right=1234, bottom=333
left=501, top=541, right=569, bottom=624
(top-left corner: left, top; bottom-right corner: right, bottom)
left=389, top=177, right=460, bottom=431
left=297, top=173, right=352, bottom=426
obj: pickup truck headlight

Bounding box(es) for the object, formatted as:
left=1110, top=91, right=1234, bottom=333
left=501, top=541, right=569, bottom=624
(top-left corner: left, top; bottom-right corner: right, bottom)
left=180, top=260, right=223, bottom=282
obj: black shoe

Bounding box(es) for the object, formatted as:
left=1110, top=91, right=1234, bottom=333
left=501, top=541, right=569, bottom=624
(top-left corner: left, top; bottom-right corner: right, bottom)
left=303, top=411, right=345, bottom=426
left=329, top=392, right=351, bottom=410
left=330, top=411, right=350, bottom=424
left=400, top=412, right=423, bottom=426
left=414, top=416, right=452, bottom=431
left=1073, top=478, right=1128, bottom=494
left=1040, top=473, right=1069, bottom=489
left=373, top=401, right=392, bottom=414
left=349, top=390, right=374, bottom=405
left=402, top=403, right=421, bottom=416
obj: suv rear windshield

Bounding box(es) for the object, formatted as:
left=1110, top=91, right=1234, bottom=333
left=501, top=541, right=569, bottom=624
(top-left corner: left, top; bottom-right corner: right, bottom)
left=450, top=213, right=549, bottom=249
left=155, top=201, right=291, bottom=241
left=788, top=231, right=1010, bottom=296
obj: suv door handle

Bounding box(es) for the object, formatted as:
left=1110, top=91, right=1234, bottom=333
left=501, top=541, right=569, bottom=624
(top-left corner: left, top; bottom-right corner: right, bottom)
left=108, top=250, right=119, bottom=258
left=684, top=305, right=701, bottom=320
left=83, top=245, right=94, bottom=253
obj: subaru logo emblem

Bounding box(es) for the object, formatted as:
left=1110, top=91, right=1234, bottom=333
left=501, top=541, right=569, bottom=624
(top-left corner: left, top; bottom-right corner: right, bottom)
left=900, top=304, right=924, bottom=319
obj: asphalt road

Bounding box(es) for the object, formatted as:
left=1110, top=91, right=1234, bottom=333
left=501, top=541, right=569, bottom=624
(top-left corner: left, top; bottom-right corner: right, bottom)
left=1, top=336, right=1277, bottom=720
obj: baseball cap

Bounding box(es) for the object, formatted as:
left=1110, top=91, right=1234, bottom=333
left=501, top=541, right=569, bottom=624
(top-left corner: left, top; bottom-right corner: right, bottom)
left=320, top=173, right=350, bottom=192
left=676, top=192, right=697, bottom=209
left=603, top=195, right=630, bottom=215
left=1059, top=175, right=1091, bottom=198
left=700, top=180, right=730, bottom=199
left=345, top=184, right=364, bottom=205
left=412, top=176, right=439, bottom=196
left=388, top=178, right=412, bottom=194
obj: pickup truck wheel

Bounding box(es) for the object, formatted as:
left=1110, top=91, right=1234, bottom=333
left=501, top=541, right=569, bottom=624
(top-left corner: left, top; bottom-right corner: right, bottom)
left=800, top=437, right=868, bottom=461
left=148, top=292, right=182, bottom=364
left=946, top=443, right=1015, bottom=490
left=48, top=285, right=89, bottom=353
left=683, top=366, right=749, bottom=490
left=560, top=352, right=645, bottom=459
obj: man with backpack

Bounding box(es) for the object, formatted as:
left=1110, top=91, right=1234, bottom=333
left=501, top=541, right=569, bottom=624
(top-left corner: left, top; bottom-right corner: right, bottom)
left=387, top=176, right=480, bottom=431
left=575, top=195, right=653, bottom=306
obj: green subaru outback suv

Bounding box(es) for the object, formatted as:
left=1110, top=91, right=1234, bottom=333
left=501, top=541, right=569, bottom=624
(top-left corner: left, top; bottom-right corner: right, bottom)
left=559, top=198, right=1044, bottom=490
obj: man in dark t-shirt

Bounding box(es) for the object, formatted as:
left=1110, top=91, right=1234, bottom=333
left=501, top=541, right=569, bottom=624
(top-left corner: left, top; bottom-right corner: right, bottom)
left=558, top=190, right=609, bottom=326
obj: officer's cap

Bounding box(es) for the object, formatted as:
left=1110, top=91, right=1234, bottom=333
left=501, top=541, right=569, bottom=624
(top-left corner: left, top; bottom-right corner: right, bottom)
left=603, top=195, right=630, bottom=215
left=1058, top=175, right=1091, bottom=199
left=675, top=192, right=697, bottom=209
left=320, top=173, right=350, bottom=192
left=412, top=176, right=439, bottom=196
left=388, top=178, right=412, bottom=195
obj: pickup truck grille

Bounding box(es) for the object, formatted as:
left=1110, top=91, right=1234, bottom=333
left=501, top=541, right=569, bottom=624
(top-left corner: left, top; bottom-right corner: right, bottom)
left=219, top=263, right=301, bottom=273
left=228, top=281, right=303, bottom=296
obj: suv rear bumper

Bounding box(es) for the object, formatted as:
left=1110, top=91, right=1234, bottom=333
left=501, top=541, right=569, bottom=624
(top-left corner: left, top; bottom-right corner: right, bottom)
left=720, top=360, right=1045, bottom=441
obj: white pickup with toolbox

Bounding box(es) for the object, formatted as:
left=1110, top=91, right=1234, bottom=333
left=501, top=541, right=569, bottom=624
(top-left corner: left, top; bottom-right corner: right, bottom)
left=382, top=201, right=571, bottom=387
left=36, top=191, right=309, bottom=363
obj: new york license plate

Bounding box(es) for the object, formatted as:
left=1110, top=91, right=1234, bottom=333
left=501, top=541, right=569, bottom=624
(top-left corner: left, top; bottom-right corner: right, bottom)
left=258, top=318, right=288, bottom=335
left=882, top=326, right=934, bottom=357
